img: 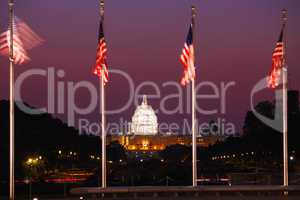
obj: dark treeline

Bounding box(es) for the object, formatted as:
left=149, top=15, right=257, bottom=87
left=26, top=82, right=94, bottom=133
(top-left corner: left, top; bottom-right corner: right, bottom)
left=1, top=95, right=300, bottom=190
left=0, top=100, right=100, bottom=180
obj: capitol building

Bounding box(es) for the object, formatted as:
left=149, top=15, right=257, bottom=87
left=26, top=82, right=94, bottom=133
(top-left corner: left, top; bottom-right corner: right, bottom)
left=129, top=95, right=158, bottom=136
left=107, top=95, right=220, bottom=152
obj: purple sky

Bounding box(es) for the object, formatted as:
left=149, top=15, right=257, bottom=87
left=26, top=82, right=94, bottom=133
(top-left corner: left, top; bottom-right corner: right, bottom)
left=0, top=0, right=299, bottom=134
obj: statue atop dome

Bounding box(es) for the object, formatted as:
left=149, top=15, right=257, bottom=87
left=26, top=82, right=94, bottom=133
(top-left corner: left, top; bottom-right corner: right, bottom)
left=129, top=95, right=158, bottom=135
left=142, top=95, right=147, bottom=105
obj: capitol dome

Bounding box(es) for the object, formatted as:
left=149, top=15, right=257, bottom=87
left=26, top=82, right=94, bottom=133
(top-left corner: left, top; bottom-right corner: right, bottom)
left=130, top=95, right=158, bottom=135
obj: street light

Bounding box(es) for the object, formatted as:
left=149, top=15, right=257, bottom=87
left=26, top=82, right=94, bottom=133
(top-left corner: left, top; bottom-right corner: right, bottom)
left=26, top=158, right=33, bottom=165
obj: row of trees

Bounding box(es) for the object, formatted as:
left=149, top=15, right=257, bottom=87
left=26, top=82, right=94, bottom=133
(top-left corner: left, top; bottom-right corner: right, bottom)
left=1, top=97, right=300, bottom=190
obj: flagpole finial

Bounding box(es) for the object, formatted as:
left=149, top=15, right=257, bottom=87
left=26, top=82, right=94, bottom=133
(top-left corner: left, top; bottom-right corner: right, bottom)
left=191, top=5, right=196, bottom=27
left=282, top=9, right=287, bottom=24
left=191, top=5, right=196, bottom=19
left=9, top=0, right=14, bottom=6
left=100, top=0, right=105, bottom=19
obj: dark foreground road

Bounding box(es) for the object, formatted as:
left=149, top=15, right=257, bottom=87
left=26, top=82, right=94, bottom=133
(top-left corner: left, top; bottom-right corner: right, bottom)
left=2, top=185, right=300, bottom=200
left=2, top=196, right=300, bottom=200
left=69, top=185, right=300, bottom=200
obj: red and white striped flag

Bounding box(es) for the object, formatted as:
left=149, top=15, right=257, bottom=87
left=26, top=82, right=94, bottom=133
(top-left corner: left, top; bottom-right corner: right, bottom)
left=267, top=25, right=285, bottom=89
left=93, top=21, right=109, bottom=84
left=0, top=16, right=43, bottom=65
left=180, top=24, right=195, bottom=86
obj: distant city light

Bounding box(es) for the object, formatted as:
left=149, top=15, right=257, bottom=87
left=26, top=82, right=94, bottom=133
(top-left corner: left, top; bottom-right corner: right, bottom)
left=290, top=156, right=295, bottom=161
left=26, top=157, right=42, bottom=166
left=27, top=158, right=33, bottom=164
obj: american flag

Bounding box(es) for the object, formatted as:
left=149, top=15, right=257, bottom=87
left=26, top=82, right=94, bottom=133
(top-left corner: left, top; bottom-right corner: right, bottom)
left=267, top=26, right=285, bottom=88
left=180, top=24, right=195, bottom=86
left=93, top=21, right=109, bottom=83
left=0, top=16, right=43, bottom=65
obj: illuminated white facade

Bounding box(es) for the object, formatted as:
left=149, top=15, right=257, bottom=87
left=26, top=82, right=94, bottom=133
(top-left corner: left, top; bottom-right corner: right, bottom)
left=130, top=95, right=158, bottom=135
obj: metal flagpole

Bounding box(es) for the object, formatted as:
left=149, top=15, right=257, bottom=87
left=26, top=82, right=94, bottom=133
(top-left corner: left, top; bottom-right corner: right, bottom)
left=100, top=70, right=106, bottom=188
left=281, top=9, right=288, bottom=187
left=99, top=0, right=107, bottom=188
left=192, top=78, right=197, bottom=187
left=283, top=68, right=288, bottom=187
left=191, top=5, right=197, bottom=187
left=9, top=0, right=15, bottom=199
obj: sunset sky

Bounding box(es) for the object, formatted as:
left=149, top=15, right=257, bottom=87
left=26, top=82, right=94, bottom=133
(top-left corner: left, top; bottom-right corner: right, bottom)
left=0, top=0, right=299, bottom=134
